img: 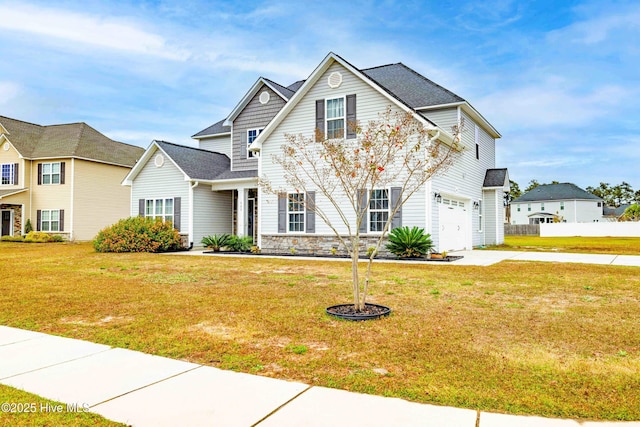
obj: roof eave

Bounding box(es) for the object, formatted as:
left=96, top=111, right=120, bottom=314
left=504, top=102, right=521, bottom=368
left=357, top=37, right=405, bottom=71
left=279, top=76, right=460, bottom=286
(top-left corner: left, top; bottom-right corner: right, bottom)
left=417, top=102, right=501, bottom=139
left=192, top=132, right=231, bottom=140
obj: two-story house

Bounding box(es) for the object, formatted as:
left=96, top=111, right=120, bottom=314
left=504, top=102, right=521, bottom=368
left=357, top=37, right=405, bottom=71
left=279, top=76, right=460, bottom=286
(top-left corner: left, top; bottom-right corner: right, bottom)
left=123, top=77, right=297, bottom=247
left=0, top=116, right=144, bottom=240
left=511, top=183, right=604, bottom=224
left=126, top=53, right=508, bottom=252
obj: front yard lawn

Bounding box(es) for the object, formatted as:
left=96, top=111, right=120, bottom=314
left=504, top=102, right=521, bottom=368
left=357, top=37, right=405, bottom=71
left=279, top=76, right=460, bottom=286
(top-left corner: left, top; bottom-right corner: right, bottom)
left=494, top=236, right=640, bottom=255
left=0, top=242, right=638, bottom=421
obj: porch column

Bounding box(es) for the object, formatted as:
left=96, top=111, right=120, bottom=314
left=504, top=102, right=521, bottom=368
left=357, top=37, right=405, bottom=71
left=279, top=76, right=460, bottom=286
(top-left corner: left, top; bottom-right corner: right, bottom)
left=237, top=187, right=246, bottom=237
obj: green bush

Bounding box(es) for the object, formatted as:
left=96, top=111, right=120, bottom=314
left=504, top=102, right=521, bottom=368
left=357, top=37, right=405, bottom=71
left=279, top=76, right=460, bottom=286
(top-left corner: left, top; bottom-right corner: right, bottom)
left=93, top=216, right=182, bottom=253
left=386, top=226, right=433, bottom=258
left=25, top=218, right=33, bottom=234
left=24, top=231, right=64, bottom=243
left=201, top=234, right=231, bottom=251
left=227, top=235, right=253, bottom=252
left=1, top=235, right=25, bottom=242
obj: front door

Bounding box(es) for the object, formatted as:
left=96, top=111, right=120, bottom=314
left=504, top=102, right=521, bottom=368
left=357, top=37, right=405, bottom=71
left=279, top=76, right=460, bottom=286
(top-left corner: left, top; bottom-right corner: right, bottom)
left=1, top=211, right=11, bottom=236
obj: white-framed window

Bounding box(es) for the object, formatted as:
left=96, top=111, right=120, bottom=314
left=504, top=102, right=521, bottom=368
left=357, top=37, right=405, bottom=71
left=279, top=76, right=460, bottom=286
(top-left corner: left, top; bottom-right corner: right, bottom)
left=517, top=205, right=521, bottom=212
left=42, top=162, right=61, bottom=185
left=145, top=198, right=174, bottom=224
left=527, top=203, right=531, bottom=212
left=541, top=202, right=545, bottom=211
left=247, top=128, right=263, bottom=158
left=40, top=209, right=60, bottom=232
left=1, top=164, right=14, bottom=185
left=326, top=97, right=345, bottom=139
left=560, top=201, right=565, bottom=210
left=369, top=189, right=389, bottom=232
left=287, top=193, right=305, bottom=232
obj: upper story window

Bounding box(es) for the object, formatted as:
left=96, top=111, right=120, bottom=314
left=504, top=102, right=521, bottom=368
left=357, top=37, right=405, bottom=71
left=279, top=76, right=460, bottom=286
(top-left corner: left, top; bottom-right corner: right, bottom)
left=145, top=198, right=174, bottom=224
left=326, top=98, right=345, bottom=139
left=287, top=193, right=305, bottom=232
left=247, top=128, right=263, bottom=159
left=560, top=201, right=565, bottom=210
left=41, top=162, right=61, bottom=185
left=541, top=202, right=545, bottom=211
left=369, top=189, right=389, bottom=232
left=1, top=163, right=16, bottom=185
left=527, top=203, right=532, bottom=212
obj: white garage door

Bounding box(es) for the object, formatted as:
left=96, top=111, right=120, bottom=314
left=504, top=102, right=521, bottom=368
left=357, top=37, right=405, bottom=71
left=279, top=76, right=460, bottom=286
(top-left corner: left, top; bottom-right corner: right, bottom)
left=438, top=198, right=469, bottom=251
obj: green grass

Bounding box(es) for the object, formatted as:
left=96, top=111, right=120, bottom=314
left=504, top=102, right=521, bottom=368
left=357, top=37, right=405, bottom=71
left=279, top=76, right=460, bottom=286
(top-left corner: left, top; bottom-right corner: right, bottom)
left=491, top=236, right=640, bottom=255
left=0, top=242, right=639, bottom=421
left=0, top=385, right=123, bottom=426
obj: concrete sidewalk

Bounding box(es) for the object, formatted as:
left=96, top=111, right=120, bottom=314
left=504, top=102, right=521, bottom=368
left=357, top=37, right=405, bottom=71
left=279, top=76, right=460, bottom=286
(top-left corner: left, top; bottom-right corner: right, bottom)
left=1, top=326, right=638, bottom=426
left=171, top=248, right=640, bottom=267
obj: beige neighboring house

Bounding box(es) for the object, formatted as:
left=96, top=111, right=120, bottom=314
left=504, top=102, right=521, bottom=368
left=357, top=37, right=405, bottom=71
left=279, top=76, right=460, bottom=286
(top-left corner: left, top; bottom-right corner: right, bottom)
left=0, top=116, right=144, bottom=240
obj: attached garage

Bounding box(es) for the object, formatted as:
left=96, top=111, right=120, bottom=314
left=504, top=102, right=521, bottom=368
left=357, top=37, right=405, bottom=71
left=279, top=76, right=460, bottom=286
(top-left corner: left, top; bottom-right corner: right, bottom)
left=438, top=197, right=470, bottom=251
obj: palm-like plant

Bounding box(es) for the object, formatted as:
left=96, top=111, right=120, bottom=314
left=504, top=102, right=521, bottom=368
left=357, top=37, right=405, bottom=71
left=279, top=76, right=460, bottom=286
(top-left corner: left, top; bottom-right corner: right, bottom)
left=201, top=234, right=231, bottom=251
left=385, top=226, right=433, bottom=258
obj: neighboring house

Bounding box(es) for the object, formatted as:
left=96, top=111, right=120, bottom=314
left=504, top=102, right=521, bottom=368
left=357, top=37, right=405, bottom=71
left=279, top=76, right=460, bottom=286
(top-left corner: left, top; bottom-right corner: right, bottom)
left=0, top=116, right=144, bottom=240
left=603, top=204, right=631, bottom=221
left=126, top=52, right=508, bottom=252
left=124, top=77, right=296, bottom=246
left=510, top=183, right=604, bottom=224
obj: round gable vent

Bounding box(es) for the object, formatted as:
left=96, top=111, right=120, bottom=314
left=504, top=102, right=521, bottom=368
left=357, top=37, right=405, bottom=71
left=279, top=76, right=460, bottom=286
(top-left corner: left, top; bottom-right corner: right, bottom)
left=3, top=142, right=9, bottom=151
left=154, top=153, right=165, bottom=168
left=259, top=91, right=270, bottom=105
left=328, top=71, right=343, bottom=89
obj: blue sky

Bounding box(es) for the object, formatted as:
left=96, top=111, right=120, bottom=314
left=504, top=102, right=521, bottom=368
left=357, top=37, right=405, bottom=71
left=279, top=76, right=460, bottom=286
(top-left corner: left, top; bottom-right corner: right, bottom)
left=0, top=0, right=638, bottom=191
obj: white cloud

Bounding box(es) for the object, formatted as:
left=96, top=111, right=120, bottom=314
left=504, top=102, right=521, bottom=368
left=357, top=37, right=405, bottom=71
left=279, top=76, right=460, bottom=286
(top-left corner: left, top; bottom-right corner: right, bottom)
left=0, top=82, right=21, bottom=105
left=0, top=3, right=190, bottom=61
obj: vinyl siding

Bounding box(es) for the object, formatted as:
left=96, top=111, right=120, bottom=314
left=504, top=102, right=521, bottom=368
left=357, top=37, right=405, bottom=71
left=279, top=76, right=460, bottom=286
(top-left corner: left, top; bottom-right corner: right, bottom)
left=483, top=189, right=498, bottom=245
left=232, top=85, right=286, bottom=171
left=72, top=159, right=132, bottom=240
left=511, top=200, right=603, bottom=224
left=192, top=186, right=233, bottom=246
left=30, top=158, right=72, bottom=234
left=0, top=143, right=22, bottom=189
left=198, top=135, right=231, bottom=157
left=260, top=62, right=422, bottom=237
left=130, top=147, right=190, bottom=233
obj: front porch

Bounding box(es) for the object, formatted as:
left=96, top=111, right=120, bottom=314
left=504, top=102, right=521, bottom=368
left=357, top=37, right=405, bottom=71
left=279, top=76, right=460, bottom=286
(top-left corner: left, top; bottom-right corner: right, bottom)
left=0, top=204, right=22, bottom=237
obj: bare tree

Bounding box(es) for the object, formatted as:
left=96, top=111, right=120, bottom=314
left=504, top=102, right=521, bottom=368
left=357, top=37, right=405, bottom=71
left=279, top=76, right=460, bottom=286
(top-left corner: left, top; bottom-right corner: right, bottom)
left=262, top=108, right=462, bottom=312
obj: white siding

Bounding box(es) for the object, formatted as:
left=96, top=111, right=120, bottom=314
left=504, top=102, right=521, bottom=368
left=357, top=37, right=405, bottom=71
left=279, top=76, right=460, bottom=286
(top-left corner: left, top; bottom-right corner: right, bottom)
left=192, top=186, right=232, bottom=246
left=198, top=135, right=231, bottom=157
left=511, top=200, right=603, bottom=224
left=260, top=62, right=426, bottom=237
left=130, top=147, right=190, bottom=233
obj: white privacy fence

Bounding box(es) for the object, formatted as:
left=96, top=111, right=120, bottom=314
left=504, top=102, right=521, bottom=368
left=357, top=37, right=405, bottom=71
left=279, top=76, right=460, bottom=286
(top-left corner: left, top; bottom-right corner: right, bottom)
left=540, top=222, right=640, bottom=237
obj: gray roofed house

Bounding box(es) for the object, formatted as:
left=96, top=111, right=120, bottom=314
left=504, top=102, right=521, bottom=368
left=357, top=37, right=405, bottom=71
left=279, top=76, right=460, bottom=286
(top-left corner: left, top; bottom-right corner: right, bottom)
left=191, top=119, right=230, bottom=138
left=0, top=115, right=145, bottom=241
left=511, top=183, right=604, bottom=224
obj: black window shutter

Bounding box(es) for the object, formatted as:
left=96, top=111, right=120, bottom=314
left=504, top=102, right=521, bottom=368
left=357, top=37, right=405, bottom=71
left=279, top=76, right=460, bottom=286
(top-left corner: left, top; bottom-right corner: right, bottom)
left=315, top=99, right=325, bottom=141
left=173, top=197, right=181, bottom=232
left=59, top=210, right=64, bottom=232
left=346, top=94, right=357, bottom=139
left=13, top=163, right=18, bottom=185
left=60, top=162, right=65, bottom=184
left=305, top=191, right=315, bottom=234
left=277, top=193, right=287, bottom=233
left=357, top=189, right=367, bottom=233
left=37, top=163, right=42, bottom=185
left=138, top=199, right=145, bottom=217
left=36, top=210, right=41, bottom=231
left=240, top=132, right=247, bottom=158
left=390, top=187, right=402, bottom=229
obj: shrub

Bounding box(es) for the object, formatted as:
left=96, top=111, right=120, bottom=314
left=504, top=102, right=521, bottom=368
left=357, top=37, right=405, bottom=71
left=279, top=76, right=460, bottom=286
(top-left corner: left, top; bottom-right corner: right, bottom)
left=93, top=216, right=181, bottom=253
left=24, top=231, right=63, bottom=243
left=1, top=235, right=25, bottom=242
left=386, top=226, right=433, bottom=258
left=227, top=235, right=253, bottom=252
left=25, top=219, right=33, bottom=234
left=621, top=204, right=640, bottom=221
left=201, top=234, right=231, bottom=251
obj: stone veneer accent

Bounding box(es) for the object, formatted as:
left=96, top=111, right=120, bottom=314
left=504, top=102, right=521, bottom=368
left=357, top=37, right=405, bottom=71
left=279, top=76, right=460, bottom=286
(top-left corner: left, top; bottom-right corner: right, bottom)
left=261, top=234, right=393, bottom=257
left=0, top=204, right=22, bottom=236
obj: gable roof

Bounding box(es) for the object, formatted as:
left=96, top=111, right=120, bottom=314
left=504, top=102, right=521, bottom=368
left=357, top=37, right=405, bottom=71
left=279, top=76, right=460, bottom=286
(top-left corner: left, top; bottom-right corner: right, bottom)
left=251, top=52, right=458, bottom=153
left=483, top=168, right=509, bottom=189
left=0, top=115, right=144, bottom=167
left=513, top=183, right=602, bottom=203
left=123, top=140, right=257, bottom=185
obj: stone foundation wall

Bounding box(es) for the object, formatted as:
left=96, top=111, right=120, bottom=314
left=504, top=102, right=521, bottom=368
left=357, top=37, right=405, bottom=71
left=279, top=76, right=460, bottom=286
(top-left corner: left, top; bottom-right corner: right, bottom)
left=260, top=234, right=393, bottom=257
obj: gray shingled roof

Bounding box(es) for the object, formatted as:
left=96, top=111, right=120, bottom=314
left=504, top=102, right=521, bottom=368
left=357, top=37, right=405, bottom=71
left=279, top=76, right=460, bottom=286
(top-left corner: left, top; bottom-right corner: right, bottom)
left=286, top=80, right=305, bottom=92
left=513, top=183, right=602, bottom=203
left=263, top=78, right=296, bottom=100
left=155, top=141, right=256, bottom=181
left=361, top=63, right=464, bottom=109
left=191, top=118, right=230, bottom=138
left=483, top=168, right=508, bottom=188
left=0, top=116, right=144, bottom=167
